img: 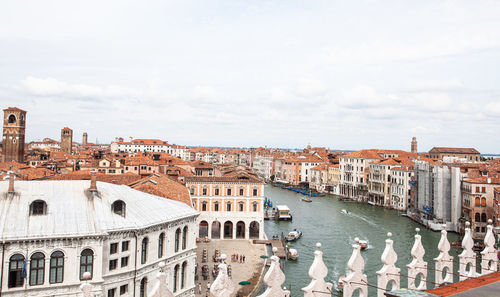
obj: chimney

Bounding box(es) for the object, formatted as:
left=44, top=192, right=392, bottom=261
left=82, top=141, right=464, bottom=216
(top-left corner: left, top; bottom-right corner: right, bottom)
left=90, top=172, right=97, bottom=192
left=487, top=177, right=491, bottom=184
left=8, top=172, right=15, bottom=194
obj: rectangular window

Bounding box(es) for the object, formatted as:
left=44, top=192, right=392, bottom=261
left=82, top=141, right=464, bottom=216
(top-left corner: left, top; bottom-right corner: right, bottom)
left=110, top=243, right=118, bottom=254
left=476, top=186, right=480, bottom=193
left=215, top=188, right=219, bottom=195
left=482, top=187, right=486, bottom=193
left=122, top=241, right=129, bottom=252
left=239, top=188, right=244, bottom=196
left=202, top=188, right=207, bottom=195
left=121, top=257, right=129, bottom=267
left=108, top=288, right=116, bottom=297
left=109, top=259, right=118, bottom=271
left=253, top=188, right=258, bottom=196
left=227, top=188, right=232, bottom=195
left=120, top=285, right=128, bottom=295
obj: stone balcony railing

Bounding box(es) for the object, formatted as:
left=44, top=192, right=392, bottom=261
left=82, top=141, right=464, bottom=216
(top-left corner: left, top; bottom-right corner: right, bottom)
left=80, top=221, right=498, bottom=297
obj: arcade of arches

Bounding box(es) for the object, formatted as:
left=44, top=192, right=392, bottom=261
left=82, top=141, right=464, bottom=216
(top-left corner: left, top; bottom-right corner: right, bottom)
left=198, top=220, right=261, bottom=240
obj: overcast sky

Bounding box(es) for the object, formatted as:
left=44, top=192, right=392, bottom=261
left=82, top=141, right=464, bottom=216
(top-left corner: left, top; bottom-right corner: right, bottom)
left=1, top=1, right=499, bottom=152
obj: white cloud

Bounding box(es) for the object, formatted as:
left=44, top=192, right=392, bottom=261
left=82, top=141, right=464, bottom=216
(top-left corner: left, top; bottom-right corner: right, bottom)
left=296, top=79, right=327, bottom=97
left=193, top=85, right=216, bottom=100
left=20, top=76, right=141, bottom=99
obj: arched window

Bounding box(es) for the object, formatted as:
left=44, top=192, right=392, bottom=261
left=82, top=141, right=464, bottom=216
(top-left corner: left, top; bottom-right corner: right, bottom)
left=253, top=187, right=258, bottom=196
left=226, top=201, right=232, bottom=211
left=49, top=251, right=64, bottom=284
left=111, top=200, right=126, bottom=217
left=475, top=197, right=480, bottom=206
left=214, top=187, right=220, bottom=196
left=30, top=252, right=45, bottom=286
left=214, top=201, right=219, bottom=211
left=481, top=213, right=487, bottom=223
left=173, top=264, right=179, bottom=292
left=475, top=213, right=480, bottom=222
left=8, top=114, right=16, bottom=124
left=80, top=249, right=93, bottom=280
left=238, top=202, right=244, bottom=211
left=175, top=228, right=181, bottom=252
left=181, top=261, right=187, bottom=289
left=189, top=186, right=195, bottom=195
left=201, top=201, right=207, bottom=211
left=202, top=186, right=208, bottom=196
left=141, top=238, right=148, bottom=264
left=140, top=278, right=147, bottom=297
left=252, top=202, right=258, bottom=212
left=158, top=233, right=165, bottom=258
left=30, top=200, right=47, bottom=215
left=481, top=198, right=486, bottom=207
left=239, top=187, right=244, bottom=196
left=8, top=254, right=24, bottom=288
left=182, top=226, right=188, bottom=250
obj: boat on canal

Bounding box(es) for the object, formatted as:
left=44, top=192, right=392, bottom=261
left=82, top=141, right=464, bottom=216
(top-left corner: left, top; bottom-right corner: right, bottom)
left=286, top=229, right=302, bottom=242
left=288, top=248, right=299, bottom=260
left=341, top=209, right=349, bottom=215
left=359, top=240, right=368, bottom=250
left=301, top=197, right=312, bottom=202
left=274, top=205, right=293, bottom=221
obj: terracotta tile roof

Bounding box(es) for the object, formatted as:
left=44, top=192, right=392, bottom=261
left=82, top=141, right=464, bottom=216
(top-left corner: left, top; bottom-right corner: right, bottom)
left=184, top=172, right=263, bottom=184
left=311, top=164, right=329, bottom=171
left=4, top=107, right=26, bottom=112
left=463, top=176, right=500, bottom=184
left=191, top=160, right=214, bottom=169
left=128, top=173, right=192, bottom=206
left=426, top=272, right=500, bottom=296
left=429, top=147, right=480, bottom=154
left=0, top=162, right=30, bottom=171
left=342, top=150, right=383, bottom=159
left=47, top=170, right=141, bottom=185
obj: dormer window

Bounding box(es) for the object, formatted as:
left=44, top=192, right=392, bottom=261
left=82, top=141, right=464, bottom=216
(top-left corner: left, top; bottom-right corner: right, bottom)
left=30, top=200, right=47, bottom=215
left=112, top=200, right=126, bottom=217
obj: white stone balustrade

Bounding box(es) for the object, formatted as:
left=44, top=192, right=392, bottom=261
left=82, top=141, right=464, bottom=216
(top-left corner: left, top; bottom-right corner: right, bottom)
left=343, top=238, right=368, bottom=297
left=80, top=272, right=93, bottom=297
left=376, top=232, right=400, bottom=297
left=407, top=228, right=427, bottom=291
left=458, top=222, right=476, bottom=281
left=256, top=247, right=290, bottom=297
left=149, top=262, right=175, bottom=297
left=434, top=226, right=453, bottom=285
left=210, top=254, right=235, bottom=297
left=480, top=220, right=498, bottom=275
left=302, top=243, right=333, bottom=297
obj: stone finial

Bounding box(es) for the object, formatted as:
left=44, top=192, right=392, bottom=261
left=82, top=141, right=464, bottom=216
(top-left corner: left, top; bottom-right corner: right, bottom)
left=80, top=272, right=92, bottom=297
left=407, top=228, right=427, bottom=290
left=376, top=233, right=400, bottom=297
left=458, top=223, right=476, bottom=281
left=302, top=243, right=333, bottom=297
left=210, top=254, right=235, bottom=297
left=434, top=229, right=453, bottom=285
left=256, top=248, right=290, bottom=297
left=343, top=240, right=367, bottom=297
left=480, top=223, right=498, bottom=274
left=149, top=261, right=174, bottom=297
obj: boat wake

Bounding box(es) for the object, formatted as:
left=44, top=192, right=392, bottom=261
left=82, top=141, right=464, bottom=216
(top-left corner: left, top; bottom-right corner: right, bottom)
left=347, top=212, right=378, bottom=228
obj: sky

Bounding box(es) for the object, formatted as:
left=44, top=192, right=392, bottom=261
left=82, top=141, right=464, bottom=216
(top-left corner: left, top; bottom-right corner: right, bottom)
left=1, top=0, right=499, bottom=153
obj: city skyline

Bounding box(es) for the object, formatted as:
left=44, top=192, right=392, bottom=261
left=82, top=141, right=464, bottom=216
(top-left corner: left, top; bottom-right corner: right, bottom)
left=1, top=1, right=500, bottom=152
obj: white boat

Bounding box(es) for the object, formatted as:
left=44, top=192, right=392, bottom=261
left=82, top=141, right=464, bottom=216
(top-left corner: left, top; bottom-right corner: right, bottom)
left=341, top=209, right=349, bottom=215
left=286, top=229, right=302, bottom=242
left=359, top=240, right=368, bottom=250
left=288, top=248, right=299, bottom=260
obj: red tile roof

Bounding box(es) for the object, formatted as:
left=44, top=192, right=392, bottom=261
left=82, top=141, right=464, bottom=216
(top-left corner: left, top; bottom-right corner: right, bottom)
left=429, top=147, right=480, bottom=154
left=128, top=173, right=192, bottom=206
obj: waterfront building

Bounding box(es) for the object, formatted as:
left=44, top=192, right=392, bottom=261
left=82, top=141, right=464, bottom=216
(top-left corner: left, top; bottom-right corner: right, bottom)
left=297, top=155, right=322, bottom=184
left=339, top=150, right=381, bottom=200
left=461, top=176, right=500, bottom=239
left=185, top=172, right=265, bottom=240
left=389, top=165, right=413, bottom=210
left=2, top=107, right=26, bottom=163
left=412, top=160, right=463, bottom=232
left=60, top=127, right=73, bottom=154
left=428, top=147, right=480, bottom=162
left=310, top=164, right=328, bottom=192
left=252, top=155, right=274, bottom=181
left=326, top=163, right=340, bottom=194
left=0, top=175, right=198, bottom=297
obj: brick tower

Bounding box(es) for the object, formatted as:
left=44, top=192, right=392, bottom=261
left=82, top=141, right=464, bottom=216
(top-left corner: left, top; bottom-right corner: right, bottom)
left=411, top=136, right=418, bottom=154
left=61, top=127, right=73, bottom=153
left=82, top=132, right=88, bottom=146
left=2, top=107, right=27, bottom=163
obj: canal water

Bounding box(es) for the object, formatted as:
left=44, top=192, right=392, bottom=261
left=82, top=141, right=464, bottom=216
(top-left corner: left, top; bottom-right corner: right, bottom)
left=263, top=185, right=460, bottom=296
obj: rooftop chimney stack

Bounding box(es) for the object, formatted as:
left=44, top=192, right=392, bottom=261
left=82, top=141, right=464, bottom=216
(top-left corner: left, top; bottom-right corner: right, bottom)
left=90, top=172, right=97, bottom=192
left=8, top=171, right=15, bottom=194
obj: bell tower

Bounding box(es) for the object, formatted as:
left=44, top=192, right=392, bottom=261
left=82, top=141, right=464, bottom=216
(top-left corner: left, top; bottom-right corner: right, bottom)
left=2, top=107, right=27, bottom=163
left=411, top=136, right=418, bottom=154
left=61, top=127, right=73, bottom=153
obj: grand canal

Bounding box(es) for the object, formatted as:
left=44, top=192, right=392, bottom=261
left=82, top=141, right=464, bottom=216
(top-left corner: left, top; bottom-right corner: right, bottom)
left=263, top=185, right=460, bottom=296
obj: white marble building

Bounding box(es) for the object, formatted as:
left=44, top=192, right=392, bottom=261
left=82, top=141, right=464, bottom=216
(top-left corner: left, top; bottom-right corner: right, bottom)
left=0, top=176, right=198, bottom=297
